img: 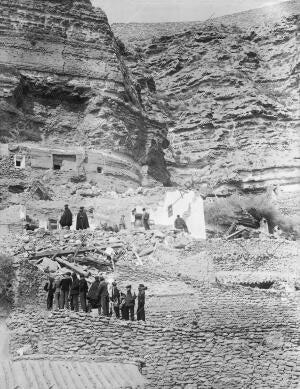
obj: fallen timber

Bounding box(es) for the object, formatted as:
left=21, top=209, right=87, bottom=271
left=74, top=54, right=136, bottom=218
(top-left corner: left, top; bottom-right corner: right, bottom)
left=55, top=257, right=89, bottom=277
left=29, top=244, right=123, bottom=260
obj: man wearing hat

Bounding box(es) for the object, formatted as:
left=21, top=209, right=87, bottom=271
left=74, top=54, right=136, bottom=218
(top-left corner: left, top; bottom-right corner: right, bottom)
left=111, top=281, right=121, bottom=318
left=137, top=284, right=147, bottom=321
left=124, top=285, right=136, bottom=321
left=87, top=276, right=100, bottom=312
left=59, top=204, right=73, bottom=230
left=59, top=272, right=72, bottom=309
left=69, top=273, right=80, bottom=312
left=99, top=276, right=109, bottom=316
left=76, top=206, right=89, bottom=230
left=142, top=208, right=150, bottom=230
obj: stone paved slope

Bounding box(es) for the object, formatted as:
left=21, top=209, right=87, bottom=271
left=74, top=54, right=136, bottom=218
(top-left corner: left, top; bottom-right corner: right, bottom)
left=0, top=359, right=146, bottom=389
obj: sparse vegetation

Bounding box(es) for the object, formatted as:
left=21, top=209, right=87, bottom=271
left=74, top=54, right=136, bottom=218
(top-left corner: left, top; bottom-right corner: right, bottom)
left=0, top=254, right=15, bottom=309
left=205, top=193, right=300, bottom=238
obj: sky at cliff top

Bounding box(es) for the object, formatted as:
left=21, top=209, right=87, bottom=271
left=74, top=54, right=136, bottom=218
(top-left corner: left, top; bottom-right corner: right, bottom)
left=92, top=0, right=285, bottom=23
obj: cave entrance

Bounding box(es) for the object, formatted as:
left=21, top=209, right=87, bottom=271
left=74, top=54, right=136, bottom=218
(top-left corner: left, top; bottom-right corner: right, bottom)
left=14, top=155, right=25, bottom=169
left=97, top=167, right=103, bottom=174
left=239, top=281, right=274, bottom=290
left=52, top=154, right=77, bottom=171
left=8, top=185, right=26, bottom=194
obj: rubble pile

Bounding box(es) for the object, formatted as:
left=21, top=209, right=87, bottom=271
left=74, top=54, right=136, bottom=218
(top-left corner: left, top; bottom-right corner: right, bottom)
left=1, top=227, right=189, bottom=279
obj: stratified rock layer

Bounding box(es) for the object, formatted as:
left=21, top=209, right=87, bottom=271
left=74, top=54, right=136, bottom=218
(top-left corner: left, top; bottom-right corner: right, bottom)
left=0, top=0, right=170, bottom=184
left=114, top=1, right=300, bottom=195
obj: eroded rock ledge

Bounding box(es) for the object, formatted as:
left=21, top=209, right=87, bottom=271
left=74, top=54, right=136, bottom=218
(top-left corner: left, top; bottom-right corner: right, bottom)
left=0, top=0, right=170, bottom=184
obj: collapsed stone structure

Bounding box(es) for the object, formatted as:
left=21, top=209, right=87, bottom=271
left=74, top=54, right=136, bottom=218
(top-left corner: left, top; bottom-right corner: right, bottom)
left=6, top=234, right=300, bottom=388
left=0, top=0, right=170, bottom=184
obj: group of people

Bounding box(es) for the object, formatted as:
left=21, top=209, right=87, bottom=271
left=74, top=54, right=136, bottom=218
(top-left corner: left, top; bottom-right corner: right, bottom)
left=59, top=205, right=89, bottom=230
left=131, top=208, right=150, bottom=230
left=60, top=205, right=151, bottom=232
left=44, top=274, right=147, bottom=321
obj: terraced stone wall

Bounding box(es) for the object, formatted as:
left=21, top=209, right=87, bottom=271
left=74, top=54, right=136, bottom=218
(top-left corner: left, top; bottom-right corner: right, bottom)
left=7, top=291, right=300, bottom=389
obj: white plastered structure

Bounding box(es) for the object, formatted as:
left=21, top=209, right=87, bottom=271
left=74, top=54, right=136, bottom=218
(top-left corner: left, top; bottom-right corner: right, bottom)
left=151, top=190, right=206, bottom=239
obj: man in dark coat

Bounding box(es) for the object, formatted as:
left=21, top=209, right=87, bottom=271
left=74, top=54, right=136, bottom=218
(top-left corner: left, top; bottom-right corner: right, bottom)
left=76, top=207, right=89, bottom=230
left=120, top=293, right=127, bottom=320
left=59, top=204, right=73, bottom=229
left=111, top=281, right=121, bottom=318
left=87, top=276, right=100, bottom=312
left=174, top=215, right=189, bottom=233
left=142, top=208, right=150, bottom=230
left=124, top=285, right=136, bottom=321
left=44, top=276, right=55, bottom=310
left=69, top=273, right=80, bottom=311
left=137, top=284, right=147, bottom=321
left=59, top=272, right=72, bottom=309
left=98, top=276, right=109, bottom=316
left=79, top=274, right=89, bottom=312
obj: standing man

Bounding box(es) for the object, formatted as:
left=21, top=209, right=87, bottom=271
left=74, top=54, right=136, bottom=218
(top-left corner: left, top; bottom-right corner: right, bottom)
left=120, top=293, right=127, bottom=320
left=124, top=285, right=136, bottom=321
left=59, top=272, right=72, bottom=309
left=130, top=208, right=136, bottom=229
left=79, top=274, right=88, bottom=312
left=174, top=215, right=189, bottom=233
left=44, top=276, right=55, bottom=310
left=76, top=207, right=89, bottom=230
left=87, top=276, right=100, bottom=312
left=69, top=273, right=80, bottom=311
left=53, top=274, right=62, bottom=310
left=99, top=276, right=109, bottom=316
left=59, top=204, right=73, bottom=230
left=111, top=281, right=121, bottom=318
left=119, top=215, right=126, bottom=230
left=142, top=208, right=150, bottom=230
left=137, top=284, right=147, bottom=321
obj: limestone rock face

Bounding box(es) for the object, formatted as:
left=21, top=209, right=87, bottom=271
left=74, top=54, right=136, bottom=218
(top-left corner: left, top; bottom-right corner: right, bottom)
left=0, top=0, right=170, bottom=184
left=113, top=2, right=300, bottom=195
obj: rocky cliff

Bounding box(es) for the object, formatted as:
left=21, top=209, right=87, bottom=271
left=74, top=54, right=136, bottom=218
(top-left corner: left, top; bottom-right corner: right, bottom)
left=0, top=0, right=170, bottom=184
left=113, top=1, right=300, bottom=195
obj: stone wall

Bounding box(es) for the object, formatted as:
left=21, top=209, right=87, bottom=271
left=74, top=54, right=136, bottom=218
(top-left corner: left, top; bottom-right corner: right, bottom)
left=7, top=286, right=300, bottom=388
left=13, top=259, right=47, bottom=309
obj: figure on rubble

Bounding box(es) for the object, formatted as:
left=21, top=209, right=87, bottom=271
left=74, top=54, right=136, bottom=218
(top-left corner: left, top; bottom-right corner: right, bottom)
left=59, top=272, right=72, bottom=309
left=69, top=273, right=80, bottom=311
left=124, top=285, right=136, bottom=321
left=174, top=215, right=189, bottom=233
left=142, top=208, right=150, bottom=230
left=120, top=293, right=127, bottom=320
left=87, top=276, right=100, bottom=312
left=137, top=284, right=147, bottom=321
left=76, top=207, right=89, bottom=230
left=44, top=276, right=55, bottom=310
left=98, top=276, right=109, bottom=316
left=53, top=274, right=62, bottom=310
left=111, top=281, right=121, bottom=318
left=119, top=215, right=126, bottom=230
left=79, top=274, right=88, bottom=312
left=259, top=217, right=269, bottom=235
left=130, top=208, right=136, bottom=229
left=59, top=204, right=73, bottom=230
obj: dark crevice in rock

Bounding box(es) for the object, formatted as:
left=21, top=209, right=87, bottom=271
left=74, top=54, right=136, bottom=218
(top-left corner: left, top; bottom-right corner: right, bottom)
left=239, top=281, right=274, bottom=290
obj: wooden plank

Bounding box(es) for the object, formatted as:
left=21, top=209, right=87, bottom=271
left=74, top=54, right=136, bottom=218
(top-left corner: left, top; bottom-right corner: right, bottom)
left=30, top=244, right=124, bottom=260
left=54, top=257, right=88, bottom=277
left=226, top=228, right=246, bottom=240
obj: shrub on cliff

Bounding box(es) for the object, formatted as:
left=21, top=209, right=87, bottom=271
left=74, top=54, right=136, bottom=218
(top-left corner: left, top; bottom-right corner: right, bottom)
left=205, top=193, right=300, bottom=238
left=0, top=254, right=15, bottom=309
